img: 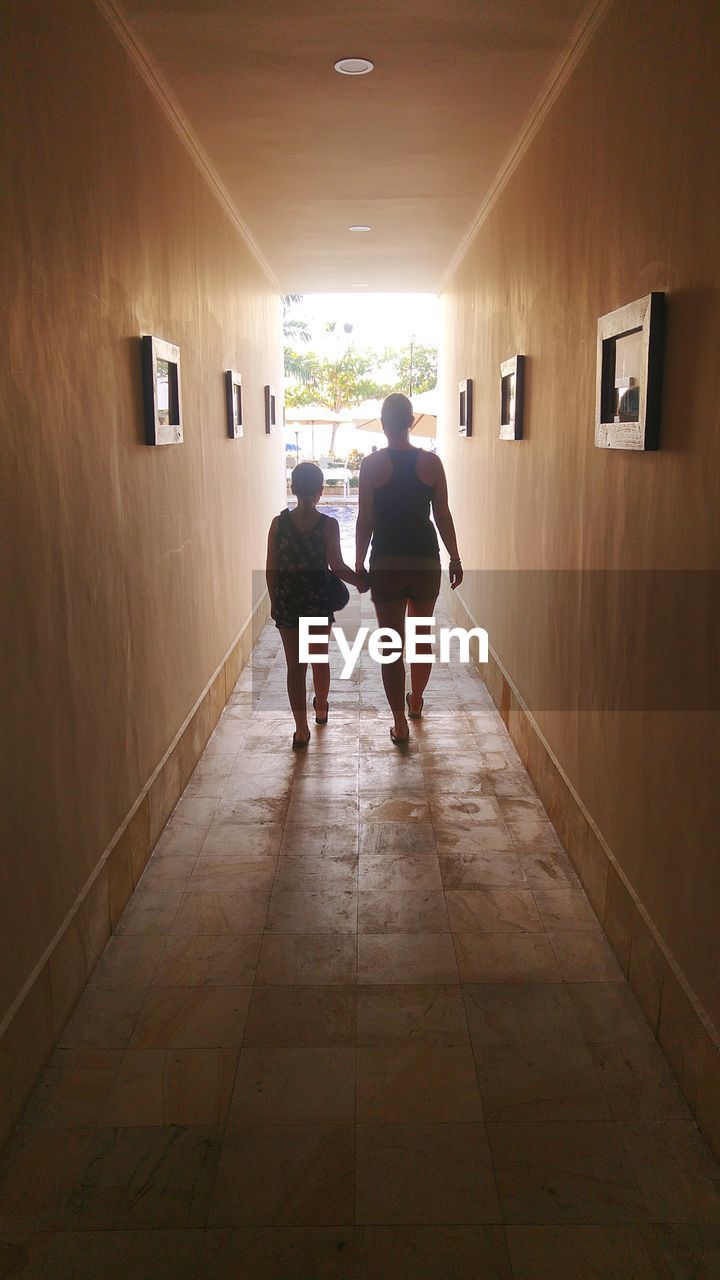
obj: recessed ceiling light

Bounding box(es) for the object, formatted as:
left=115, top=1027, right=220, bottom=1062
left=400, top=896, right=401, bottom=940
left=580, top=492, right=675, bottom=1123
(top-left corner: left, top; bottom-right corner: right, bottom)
left=349, top=225, right=371, bottom=232
left=334, top=58, right=374, bottom=75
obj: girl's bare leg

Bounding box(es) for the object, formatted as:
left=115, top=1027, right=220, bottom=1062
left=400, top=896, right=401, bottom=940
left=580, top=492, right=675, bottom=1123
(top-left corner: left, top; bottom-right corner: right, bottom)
left=310, top=623, right=331, bottom=720
left=279, top=628, right=310, bottom=742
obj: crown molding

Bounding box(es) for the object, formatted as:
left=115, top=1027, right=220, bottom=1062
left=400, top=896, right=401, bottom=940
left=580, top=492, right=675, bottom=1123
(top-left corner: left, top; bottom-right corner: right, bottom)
left=95, top=0, right=284, bottom=297
left=438, top=0, right=614, bottom=292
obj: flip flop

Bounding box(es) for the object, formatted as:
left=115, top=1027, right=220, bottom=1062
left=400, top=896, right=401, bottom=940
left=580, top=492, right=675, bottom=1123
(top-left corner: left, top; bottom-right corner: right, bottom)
left=292, top=731, right=310, bottom=749
left=390, top=727, right=410, bottom=745
left=406, top=692, right=424, bottom=720
left=313, top=696, right=328, bottom=726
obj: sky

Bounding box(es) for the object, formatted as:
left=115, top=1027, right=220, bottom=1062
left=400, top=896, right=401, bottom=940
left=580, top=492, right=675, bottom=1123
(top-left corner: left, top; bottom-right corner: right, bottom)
left=285, top=292, right=440, bottom=463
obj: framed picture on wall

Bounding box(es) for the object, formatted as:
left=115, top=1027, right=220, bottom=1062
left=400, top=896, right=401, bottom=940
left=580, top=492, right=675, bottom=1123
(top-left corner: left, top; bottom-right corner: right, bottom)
left=264, top=384, right=277, bottom=434
left=499, top=355, right=525, bottom=440
left=595, top=292, right=665, bottom=450
left=141, top=336, right=183, bottom=445
left=225, top=370, right=243, bottom=439
left=458, top=378, right=473, bottom=436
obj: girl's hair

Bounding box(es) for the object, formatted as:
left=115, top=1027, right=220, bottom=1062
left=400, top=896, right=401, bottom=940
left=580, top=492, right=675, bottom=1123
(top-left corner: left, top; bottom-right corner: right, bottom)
left=381, top=393, right=414, bottom=434
left=291, top=461, right=324, bottom=497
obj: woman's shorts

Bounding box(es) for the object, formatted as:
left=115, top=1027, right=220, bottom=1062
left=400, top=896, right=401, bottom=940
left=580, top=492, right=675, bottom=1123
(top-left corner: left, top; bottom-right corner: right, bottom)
left=274, top=613, right=334, bottom=631
left=369, top=556, right=442, bottom=604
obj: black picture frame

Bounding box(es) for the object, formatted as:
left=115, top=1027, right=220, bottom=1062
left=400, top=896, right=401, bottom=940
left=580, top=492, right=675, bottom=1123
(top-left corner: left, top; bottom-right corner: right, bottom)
left=141, top=335, right=183, bottom=446
left=595, top=292, right=665, bottom=450
left=459, top=378, right=473, bottom=436
left=499, top=355, right=525, bottom=441
left=264, top=384, right=277, bottom=434
left=225, top=370, right=243, bottom=439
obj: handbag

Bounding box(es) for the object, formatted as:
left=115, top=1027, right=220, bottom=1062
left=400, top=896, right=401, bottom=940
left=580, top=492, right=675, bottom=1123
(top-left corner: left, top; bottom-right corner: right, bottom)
left=326, top=570, right=350, bottom=613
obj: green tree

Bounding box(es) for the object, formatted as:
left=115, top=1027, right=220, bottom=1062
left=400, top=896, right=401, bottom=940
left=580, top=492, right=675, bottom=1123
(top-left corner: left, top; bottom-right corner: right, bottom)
left=285, top=346, right=388, bottom=455
left=346, top=447, right=365, bottom=471
left=283, top=295, right=313, bottom=384
left=385, top=342, right=437, bottom=395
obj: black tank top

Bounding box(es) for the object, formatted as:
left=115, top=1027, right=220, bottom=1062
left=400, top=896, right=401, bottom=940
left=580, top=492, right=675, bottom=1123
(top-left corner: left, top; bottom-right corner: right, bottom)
left=370, top=448, right=440, bottom=563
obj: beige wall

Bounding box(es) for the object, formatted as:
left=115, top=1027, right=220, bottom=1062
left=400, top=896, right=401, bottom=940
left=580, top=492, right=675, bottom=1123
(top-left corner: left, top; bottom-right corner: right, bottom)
left=440, top=0, right=720, bottom=1026
left=0, top=0, right=285, bottom=1026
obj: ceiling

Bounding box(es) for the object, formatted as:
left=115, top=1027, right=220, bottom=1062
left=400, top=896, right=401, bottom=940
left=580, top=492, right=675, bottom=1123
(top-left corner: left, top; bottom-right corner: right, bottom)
left=118, top=0, right=590, bottom=292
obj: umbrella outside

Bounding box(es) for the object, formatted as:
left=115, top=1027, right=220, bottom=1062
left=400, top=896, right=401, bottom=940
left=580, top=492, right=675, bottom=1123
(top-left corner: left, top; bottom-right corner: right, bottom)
left=352, top=389, right=437, bottom=439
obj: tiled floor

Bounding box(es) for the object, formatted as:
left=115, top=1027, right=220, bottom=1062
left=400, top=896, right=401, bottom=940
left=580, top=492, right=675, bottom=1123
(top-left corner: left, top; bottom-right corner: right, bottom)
left=2, top=594, right=720, bottom=1278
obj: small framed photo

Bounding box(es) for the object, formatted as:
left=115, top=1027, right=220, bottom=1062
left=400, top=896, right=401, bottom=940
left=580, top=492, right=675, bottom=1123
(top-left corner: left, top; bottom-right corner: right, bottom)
left=264, top=384, right=277, bottom=434
left=595, top=292, right=665, bottom=450
left=458, top=378, right=473, bottom=436
left=499, top=355, right=525, bottom=440
left=225, top=370, right=243, bottom=439
left=141, top=335, right=182, bottom=446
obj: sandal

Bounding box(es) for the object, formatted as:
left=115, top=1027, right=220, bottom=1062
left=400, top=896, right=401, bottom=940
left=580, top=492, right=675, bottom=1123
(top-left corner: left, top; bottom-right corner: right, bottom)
left=292, top=731, right=310, bottom=749
left=313, top=696, right=328, bottom=726
left=406, top=692, right=424, bottom=720
left=390, top=727, right=410, bottom=745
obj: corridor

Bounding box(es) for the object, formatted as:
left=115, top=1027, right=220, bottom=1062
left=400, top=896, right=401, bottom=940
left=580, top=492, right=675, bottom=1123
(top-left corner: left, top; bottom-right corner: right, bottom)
left=2, top=599, right=718, bottom=1279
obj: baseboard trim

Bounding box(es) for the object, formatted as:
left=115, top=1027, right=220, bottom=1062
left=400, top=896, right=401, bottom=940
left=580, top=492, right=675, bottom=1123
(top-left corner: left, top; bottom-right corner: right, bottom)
left=445, top=582, right=720, bottom=1159
left=0, top=590, right=271, bottom=1147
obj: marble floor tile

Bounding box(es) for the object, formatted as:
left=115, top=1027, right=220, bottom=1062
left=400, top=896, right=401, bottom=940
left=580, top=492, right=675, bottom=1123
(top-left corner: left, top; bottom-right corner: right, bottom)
left=99, top=1047, right=238, bottom=1126
left=356, top=1123, right=499, bottom=1224
left=170, top=889, right=270, bottom=934
left=273, top=854, right=358, bottom=892
left=356, top=1046, right=483, bottom=1122
left=358, top=889, right=450, bottom=933
left=439, top=848, right=528, bottom=889
left=265, top=888, right=357, bottom=934
left=357, top=985, right=469, bottom=1047
left=138, top=854, right=198, bottom=889
left=462, top=983, right=585, bottom=1049
left=453, top=933, right=562, bottom=984
left=255, top=934, right=357, bottom=985
left=473, top=1039, right=612, bottom=1122
left=358, top=933, right=459, bottom=985
left=280, top=823, right=359, bottom=858
left=564, top=983, right=658, bottom=1045
left=549, top=930, right=625, bottom=982
left=435, top=821, right=516, bottom=854
left=652, top=1223, right=720, bottom=1279
left=113, top=887, right=182, bottom=936
left=21, top=1048, right=124, bottom=1127
left=209, top=1124, right=355, bottom=1226
left=354, top=1224, right=512, bottom=1280
left=358, top=853, right=443, bottom=892
left=487, top=1120, right=648, bottom=1223
left=130, top=985, right=252, bottom=1048
left=200, top=1227, right=355, bottom=1279
left=243, top=986, right=356, bottom=1047
left=59, top=986, right=147, bottom=1049
left=186, top=856, right=276, bottom=895
left=285, top=796, right=359, bottom=828
left=428, top=794, right=503, bottom=829
left=360, top=793, right=432, bottom=824
left=446, top=888, right=543, bottom=933
left=590, top=1042, right=692, bottom=1121
left=515, top=849, right=581, bottom=889
left=199, top=822, right=283, bottom=858
left=90, top=935, right=166, bottom=987
left=151, top=935, right=261, bottom=986
left=28, top=1229, right=204, bottom=1279
left=617, top=1119, right=720, bottom=1224
left=533, top=888, right=600, bottom=932
left=358, top=822, right=437, bottom=857
left=506, top=1225, right=662, bottom=1280
left=230, top=1047, right=356, bottom=1124
left=214, top=794, right=289, bottom=826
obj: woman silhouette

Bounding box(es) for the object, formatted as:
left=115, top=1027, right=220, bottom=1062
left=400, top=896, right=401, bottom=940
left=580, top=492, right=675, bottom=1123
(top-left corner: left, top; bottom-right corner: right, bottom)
left=355, top=393, right=463, bottom=743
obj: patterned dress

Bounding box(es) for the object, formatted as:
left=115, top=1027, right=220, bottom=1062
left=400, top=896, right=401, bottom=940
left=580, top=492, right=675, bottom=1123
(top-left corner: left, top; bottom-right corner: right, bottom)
left=272, top=509, right=334, bottom=630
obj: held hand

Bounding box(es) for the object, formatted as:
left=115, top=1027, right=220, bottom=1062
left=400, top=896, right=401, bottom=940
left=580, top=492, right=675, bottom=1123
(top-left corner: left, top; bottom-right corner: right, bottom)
left=449, top=560, right=463, bottom=590
left=356, top=568, right=371, bottom=594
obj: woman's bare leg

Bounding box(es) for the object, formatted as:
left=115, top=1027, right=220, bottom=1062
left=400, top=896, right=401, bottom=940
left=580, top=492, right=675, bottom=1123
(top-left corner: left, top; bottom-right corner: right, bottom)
left=279, top=628, right=310, bottom=742
left=373, top=598, right=409, bottom=739
left=407, top=596, right=438, bottom=714
left=310, top=624, right=331, bottom=720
